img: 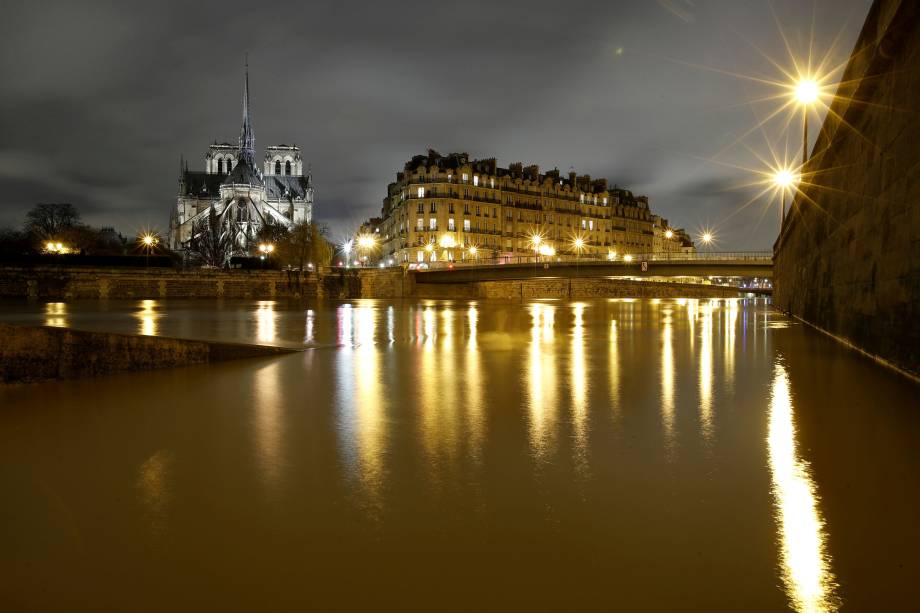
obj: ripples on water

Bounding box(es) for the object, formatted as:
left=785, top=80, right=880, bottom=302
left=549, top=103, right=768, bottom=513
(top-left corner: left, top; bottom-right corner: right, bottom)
left=0, top=297, right=918, bottom=611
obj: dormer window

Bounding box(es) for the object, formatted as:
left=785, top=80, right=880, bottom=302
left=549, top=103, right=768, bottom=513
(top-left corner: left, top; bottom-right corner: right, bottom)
left=473, top=175, right=479, bottom=186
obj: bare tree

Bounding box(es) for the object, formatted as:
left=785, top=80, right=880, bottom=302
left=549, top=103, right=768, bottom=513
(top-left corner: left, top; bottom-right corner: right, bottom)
left=24, top=203, right=81, bottom=239
left=275, top=221, right=333, bottom=269
left=188, top=207, right=232, bottom=267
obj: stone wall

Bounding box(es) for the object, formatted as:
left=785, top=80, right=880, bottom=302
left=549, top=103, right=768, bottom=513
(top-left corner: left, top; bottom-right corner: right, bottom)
left=0, top=323, right=295, bottom=383
left=414, top=277, right=744, bottom=300
left=0, top=266, right=319, bottom=300
left=773, top=0, right=920, bottom=378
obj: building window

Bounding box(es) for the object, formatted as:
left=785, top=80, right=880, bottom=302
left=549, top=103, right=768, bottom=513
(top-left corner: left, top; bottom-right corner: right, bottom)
left=462, top=173, right=468, bottom=183
left=448, top=203, right=454, bottom=214
left=490, top=178, right=495, bottom=188
left=417, top=203, right=424, bottom=214
left=448, top=218, right=456, bottom=231
left=603, top=197, right=608, bottom=205
left=430, top=218, right=437, bottom=231
left=417, top=187, right=425, bottom=198
left=464, top=204, right=471, bottom=215
left=274, top=160, right=281, bottom=174
left=417, top=251, right=424, bottom=262
left=463, top=219, right=471, bottom=232
left=430, top=202, right=437, bottom=213
left=582, top=219, right=587, bottom=229
left=473, top=175, right=479, bottom=186
left=589, top=220, right=594, bottom=230
left=476, top=206, right=480, bottom=216
left=447, top=174, right=452, bottom=182
left=285, top=160, right=292, bottom=175
left=417, top=218, right=424, bottom=231
left=580, top=194, right=585, bottom=203
left=218, top=159, right=224, bottom=174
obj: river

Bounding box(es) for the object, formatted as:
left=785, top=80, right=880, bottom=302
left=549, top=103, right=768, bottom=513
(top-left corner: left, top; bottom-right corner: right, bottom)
left=1, top=298, right=917, bottom=611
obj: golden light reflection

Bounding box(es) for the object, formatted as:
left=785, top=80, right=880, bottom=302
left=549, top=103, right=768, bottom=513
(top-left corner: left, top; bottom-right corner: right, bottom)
left=608, top=319, right=620, bottom=418
left=136, top=299, right=158, bottom=336
left=254, top=360, right=284, bottom=494
left=255, top=300, right=276, bottom=344
left=304, top=309, right=315, bottom=344
left=44, top=301, right=68, bottom=327
left=699, top=300, right=714, bottom=442
left=464, top=305, right=485, bottom=464
left=660, top=308, right=675, bottom=452
left=570, top=303, right=589, bottom=476
left=527, top=303, right=557, bottom=462
left=337, top=305, right=386, bottom=509
left=724, top=299, right=739, bottom=390
left=136, top=449, right=173, bottom=539
left=768, top=362, right=839, bottom=612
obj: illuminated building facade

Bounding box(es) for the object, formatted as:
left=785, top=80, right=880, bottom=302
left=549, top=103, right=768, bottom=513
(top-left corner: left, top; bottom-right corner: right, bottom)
left=375, top=150, right=692, bottom=264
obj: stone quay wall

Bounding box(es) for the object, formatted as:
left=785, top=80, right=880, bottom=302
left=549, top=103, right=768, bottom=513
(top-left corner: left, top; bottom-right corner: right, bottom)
left=773, top=0, right=920, bottom=378
left=0, top=266, right=320, bottom=300
left=0, top=323, right=295, bottom=383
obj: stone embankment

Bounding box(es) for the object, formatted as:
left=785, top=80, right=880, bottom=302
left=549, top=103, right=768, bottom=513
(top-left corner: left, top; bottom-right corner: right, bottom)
left=773, top=0, right=919, bottom=379
left=0, top=323, right=296, bottom=383
left=0, top=265, right=750, bottom=302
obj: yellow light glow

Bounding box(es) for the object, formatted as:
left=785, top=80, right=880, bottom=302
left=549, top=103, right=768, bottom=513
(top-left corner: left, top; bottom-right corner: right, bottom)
left=45, top=242, right=56, bottom=252
left=774, top=169, right=798, bottom=188
left=607, top=251, right=617, bottom=261
left=623, top=254, right=633, bottom=262
left=468, top=246, right=477, bottom=255
left=795, top=79, right=820, bottom=104
left=358, top=234, right=376, bottom=249
left=439, top=234, right=456, bottom=248
left=702, top=233, right=713, bottom=244
left=665, top=230, right=674, bottom=239
left=531, top=235, right=542, bottom=247
left=572, top=237, right=585, bottom=250
left=538, top=244, right=555, bottom=256
left=424, top=243, right=434, bottom=252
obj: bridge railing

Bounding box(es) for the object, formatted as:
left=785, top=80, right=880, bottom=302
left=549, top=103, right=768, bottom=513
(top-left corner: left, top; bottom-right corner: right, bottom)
left=413, top=251, right=772, bottom=271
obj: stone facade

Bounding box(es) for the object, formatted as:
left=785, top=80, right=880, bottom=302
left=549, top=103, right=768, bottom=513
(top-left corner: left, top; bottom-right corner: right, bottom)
left=375, top=151, right=693, bottom=265
left=168, top=69, right=313, bottom=253
left=773, top=0, right=920, bottom=377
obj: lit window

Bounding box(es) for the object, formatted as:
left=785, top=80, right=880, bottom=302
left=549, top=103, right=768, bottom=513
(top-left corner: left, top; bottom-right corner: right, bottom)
left=274, top=160, right=281, bottom=174
left=589, top=220, right=594, bottom=230
left=581, top=219, right=587, bottom=229
left=417, top=187, right=425, bottom=198
left=462, top=173, right=468, bottom=183
left=417, top=251, right=424, bottom=262
left=448, top=174, right=452, bottom=182
left=580, top=194, right=585, bottom=203
left=490, top=178, right=495, bottom=188
left=473, top=175, right=479, bottom=186
left=448, top=218, right=456, bottom=231
left=603, top=197, right=608, bottom=205
left=430, top=218, right=437, bottom=230
left=417, top=218, right=424, bottom=231
left=463, top=219, right=471, bottom=232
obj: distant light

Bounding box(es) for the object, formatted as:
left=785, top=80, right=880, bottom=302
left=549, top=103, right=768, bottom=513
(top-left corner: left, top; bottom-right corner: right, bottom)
left=439, top=234, right=456, bottom=248
left=665, top=230, right=674, bottom=239
left=379, top=262, right=385, bottom=268
left=468, top=246, right=478, bottom=255
left=623, top=254, right=633, bottom=262
left=358, top=234, right=376, bottom=249
left=343, top=239, right=354, bottom=254
left=573, top=237, right=585, bottom=250
left=702, top=233, right=713, bottom=244
left=795, top=79, right=820, bottom=104
left=530, top=235, right=542, bottom=247
left=538, top=245, right=555, bottom=256
left=425, top=243, right=434, bottom=252
left=607, top=251, right=617, bottom=261
left=773, top=169, right=797, bottom=188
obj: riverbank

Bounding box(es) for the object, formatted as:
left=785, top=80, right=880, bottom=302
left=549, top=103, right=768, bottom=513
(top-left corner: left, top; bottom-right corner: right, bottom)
left=0, top=323, right=296, bottom=383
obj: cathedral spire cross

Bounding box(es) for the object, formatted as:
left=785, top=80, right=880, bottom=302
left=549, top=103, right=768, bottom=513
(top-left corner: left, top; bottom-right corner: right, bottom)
left=239, top=58, right=255, bottom=163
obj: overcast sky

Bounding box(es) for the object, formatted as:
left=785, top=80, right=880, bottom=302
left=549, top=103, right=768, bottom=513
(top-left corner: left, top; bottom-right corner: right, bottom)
left=0, top=0, right=872, bottom=249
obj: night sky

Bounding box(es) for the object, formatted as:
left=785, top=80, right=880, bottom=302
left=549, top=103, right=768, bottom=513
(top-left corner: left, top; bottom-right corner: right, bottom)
left=0, top=0, right=871, bottom=249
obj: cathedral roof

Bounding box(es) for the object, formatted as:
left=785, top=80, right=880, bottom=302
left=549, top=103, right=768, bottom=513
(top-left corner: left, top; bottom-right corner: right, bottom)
left=222, top=157, right=264, bottom=187
left=182, top=170, right=311, bottom=199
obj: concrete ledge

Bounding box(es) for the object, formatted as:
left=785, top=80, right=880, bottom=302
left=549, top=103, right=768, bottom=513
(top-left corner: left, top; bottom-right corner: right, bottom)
left=0, top=323, right=297, bottom=383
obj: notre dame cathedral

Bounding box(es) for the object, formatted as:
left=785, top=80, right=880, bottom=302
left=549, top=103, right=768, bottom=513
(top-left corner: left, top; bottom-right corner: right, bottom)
left=167, top=67, right=314, bottom=253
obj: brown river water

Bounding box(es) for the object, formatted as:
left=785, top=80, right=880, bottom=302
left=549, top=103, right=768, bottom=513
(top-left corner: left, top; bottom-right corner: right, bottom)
left=0, top=298, right=918, bottom=611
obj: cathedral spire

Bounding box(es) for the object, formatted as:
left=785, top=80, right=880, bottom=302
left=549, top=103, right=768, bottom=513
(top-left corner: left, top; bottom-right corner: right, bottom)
left=239, top=57, right=255, bottom=163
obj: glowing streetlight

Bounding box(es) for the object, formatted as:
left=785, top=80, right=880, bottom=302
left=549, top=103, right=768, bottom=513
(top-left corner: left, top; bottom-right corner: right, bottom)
left=357, top=234, right=376, bottom=250
left=468, top=246, right=478, bottom=257
left=424, top=243, right=434, bottom=253
left=773, top=168, right=800, bottom=222
left=665, top=230, right=674, bottom=240
left=702, top=233, right=713, bottom=244
left=623, top=254, right=633, bottom=263
left=793, top=78, right=821, bottom=166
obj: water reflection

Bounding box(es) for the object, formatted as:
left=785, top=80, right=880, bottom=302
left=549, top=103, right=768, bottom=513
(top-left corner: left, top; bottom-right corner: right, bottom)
left=304, top=308, right=315, bottom=344
left=527, top=303, right=558, bottom=463
left=768, top=361, right=839, bottom=612
left=660, top=307, right=675, bottom=452
left=254, top=360, right=284, bottom=495
left=44, top=301, right=68, bottom=327
left=608, top=319, right=620, bottom=416
left=570, top=303, right=589, bottom=476
left=135, top=299, right=159, bottom=336
left=255, top=301, right=276, bottom=343
left=336, top=305, right=386, bottom=510
left=464, top=305, right=485, bottom=462
left=699, top=300, right=714, bottom=441
left=136, top=449, right=173, bottom=539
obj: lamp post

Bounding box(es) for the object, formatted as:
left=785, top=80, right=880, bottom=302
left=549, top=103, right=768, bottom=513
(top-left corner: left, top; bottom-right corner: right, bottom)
left=794, top=79, right=819, bottom=166
left=773, top=169, right=796, bottom=224
left=140, top=233, right=159, bottom=267
left=343, top=240, right=354, bottom=268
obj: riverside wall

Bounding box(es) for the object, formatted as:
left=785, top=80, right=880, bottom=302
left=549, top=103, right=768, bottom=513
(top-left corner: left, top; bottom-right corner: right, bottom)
left=0, top=323, right=296, bottom=383
left=773, top=0, right=920, bottom=378
left=0, top=265, right=747, bottom=302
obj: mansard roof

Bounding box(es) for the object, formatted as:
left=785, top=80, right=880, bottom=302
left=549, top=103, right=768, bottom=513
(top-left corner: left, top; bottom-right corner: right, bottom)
left=182, top=170, right=312, bottom=200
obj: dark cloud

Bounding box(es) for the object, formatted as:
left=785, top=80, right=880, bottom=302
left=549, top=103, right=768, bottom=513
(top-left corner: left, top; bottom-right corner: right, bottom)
left=0, top=0, right=871, bottom=249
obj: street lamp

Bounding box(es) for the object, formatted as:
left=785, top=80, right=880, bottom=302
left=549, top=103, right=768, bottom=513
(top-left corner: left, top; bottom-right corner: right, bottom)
left=665, top=229, right=673, bottom=239
left=794, top=78, right=820, bottom=166
left=342, top=239, right=354, bottom=268
left=139, top=233, right=160, bottom=267
left=773, top=168, right=798, bottom=222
